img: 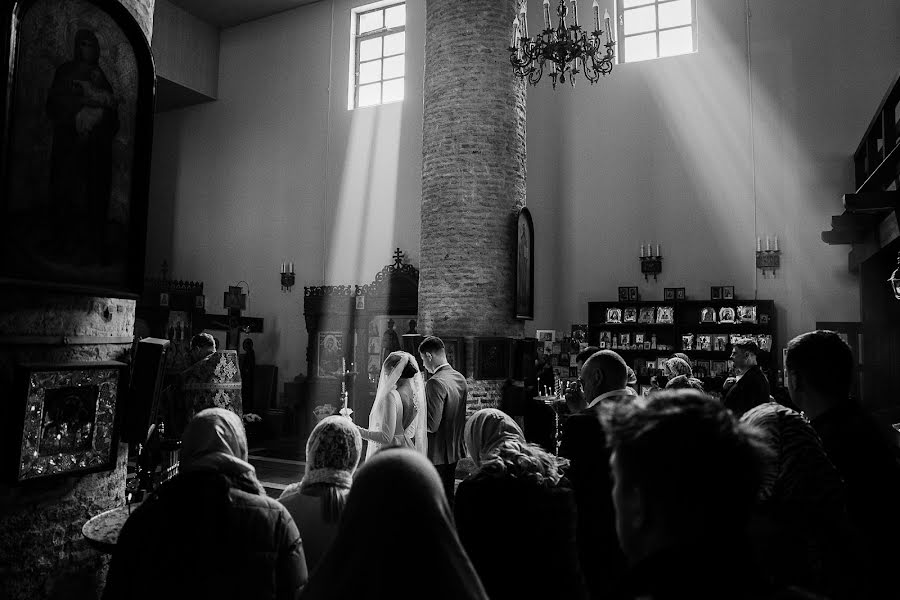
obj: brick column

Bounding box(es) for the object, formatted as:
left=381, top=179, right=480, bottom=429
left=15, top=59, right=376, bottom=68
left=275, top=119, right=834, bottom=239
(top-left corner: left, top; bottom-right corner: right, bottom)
left=419, top=0, right=526, bottom=410
left=0, top=2, right=154, bottom=599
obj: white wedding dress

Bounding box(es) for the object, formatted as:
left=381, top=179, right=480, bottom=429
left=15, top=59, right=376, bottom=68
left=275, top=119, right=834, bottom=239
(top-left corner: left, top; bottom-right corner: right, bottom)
left=357, top=351, right=427, bottom=461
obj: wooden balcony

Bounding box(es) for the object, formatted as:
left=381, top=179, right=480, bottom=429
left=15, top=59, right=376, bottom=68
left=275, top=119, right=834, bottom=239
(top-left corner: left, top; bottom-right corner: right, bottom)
left=822, top=71, right=900, bottom=273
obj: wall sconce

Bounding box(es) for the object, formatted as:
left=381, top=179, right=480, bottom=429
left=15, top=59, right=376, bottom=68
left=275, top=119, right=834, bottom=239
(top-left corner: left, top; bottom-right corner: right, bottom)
left=756, top=236, right=781, bottom=278
left=888, top=251, right=900, bottom=299
left=639, top=242, right=662, bottom=282
left=280, top=262, right=295, bottom=292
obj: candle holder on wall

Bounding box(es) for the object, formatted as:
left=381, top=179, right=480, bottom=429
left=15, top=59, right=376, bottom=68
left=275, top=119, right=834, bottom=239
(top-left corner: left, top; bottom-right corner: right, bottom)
left=280, top=262, right=295, bottom=292
left=640, top=255, right=663, bottom=281
left=755, top=236, right=781, bottom=278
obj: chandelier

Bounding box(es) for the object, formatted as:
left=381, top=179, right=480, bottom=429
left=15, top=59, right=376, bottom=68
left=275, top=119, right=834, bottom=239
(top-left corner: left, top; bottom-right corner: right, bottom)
left=510, top=0, right=615, bottom=88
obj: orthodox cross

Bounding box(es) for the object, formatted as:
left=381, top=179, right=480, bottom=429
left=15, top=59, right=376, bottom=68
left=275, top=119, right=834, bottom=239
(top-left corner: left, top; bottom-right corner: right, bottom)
left=392, top=247, right=404, bottom=267
left=203, top=285, right=264, bottom=351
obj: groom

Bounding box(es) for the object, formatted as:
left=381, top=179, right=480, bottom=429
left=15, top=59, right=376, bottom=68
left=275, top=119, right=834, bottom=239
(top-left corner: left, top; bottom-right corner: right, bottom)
left=419, top=336, right=467, bottom=505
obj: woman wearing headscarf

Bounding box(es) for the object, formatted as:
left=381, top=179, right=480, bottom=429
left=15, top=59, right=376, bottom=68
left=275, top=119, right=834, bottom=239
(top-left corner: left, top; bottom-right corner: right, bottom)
left=357, top=350, right=427, bottom=460
left=279, top=416, right=361, bottom=569
left=664, top=356, right=705, bottom=392
left=301, top=448, right=488, bottom=600
left=104, top=408, right=308, bottom=600
left=454, top=409, right=587, bottom=600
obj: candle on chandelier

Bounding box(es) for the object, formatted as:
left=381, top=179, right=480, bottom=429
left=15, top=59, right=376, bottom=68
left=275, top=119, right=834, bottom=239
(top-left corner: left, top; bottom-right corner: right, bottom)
left=604, top=9, right=612, bottom=40
left=543, top=0, right=552, bottom=29
left=766, top=236, right=770, bottom=251
left=648, top=241, right=654, bottom=257
left=757, top=237, right=761, bottom=252
left=281, top=262, right=285, bottom=274
left=774, top=235, right=779, bottom=252
left=640, top=243, right=645, bottom=258
left=521, top=3, right=528, bottom=37
left=512, top=17, right=520, bottom=47
left=656, top=243, right=660, bottom=257
left=290, top=261, right=294, bottom=273
left=592, top=0, right=600, bottom=32
left=571, top=0, right=579, bottom=27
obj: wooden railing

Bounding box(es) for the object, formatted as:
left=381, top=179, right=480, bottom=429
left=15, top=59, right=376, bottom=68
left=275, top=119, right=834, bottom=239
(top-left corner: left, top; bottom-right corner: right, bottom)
left=853, top=71, right=900, bottom=192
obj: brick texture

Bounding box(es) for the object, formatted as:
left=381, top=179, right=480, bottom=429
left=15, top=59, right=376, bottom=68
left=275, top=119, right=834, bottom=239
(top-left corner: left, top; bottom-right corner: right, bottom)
left=419, top=0, right=526, bottom=340
left=0, top=293, right=136, bottom=600
left=0, top=3, right=153, bottom=597
left=419, top=0, right=526, bottom=408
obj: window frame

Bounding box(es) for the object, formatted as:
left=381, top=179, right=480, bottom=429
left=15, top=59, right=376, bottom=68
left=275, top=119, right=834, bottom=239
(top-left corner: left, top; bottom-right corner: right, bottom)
left=350, top=1, right=406, bottom=109
left=616, top=0, right=698, bottom=64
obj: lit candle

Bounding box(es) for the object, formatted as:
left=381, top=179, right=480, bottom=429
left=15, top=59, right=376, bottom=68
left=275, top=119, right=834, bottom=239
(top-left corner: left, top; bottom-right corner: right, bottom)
left=512, top=17, right=520, bottom=48
left=571, top=0, right=578, bottom=27
left=592, top=0, right=600, bottom=32
left=774, top=235, right=779, bottom=252
left=281, top=262, right=285, bottom=273
left=757, top=237, right=761, bottom=252
left=521, top=3, right=528, bottom=38
left=640, top=243, right=645, bottom=258
left=656, top=244, right=660, bottom=257
left=290, top=261, right=294, bottom=273
left=648, top=241, right=654, bottom=257
left=766, top=236, right=770, bottom=251
left=543, top=0, right=552, bottom=29
left=604, top=9, right=612, bottom=40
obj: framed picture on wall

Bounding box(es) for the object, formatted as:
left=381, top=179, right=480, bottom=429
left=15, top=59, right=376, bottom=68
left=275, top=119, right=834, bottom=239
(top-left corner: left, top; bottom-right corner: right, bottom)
left=8, top=361, right=125, bottom=482
left=437, top=336, right=466, bottom=374
left=475, top=338, right=512, bottom=380
left=535, top=329, right=556, bottom=342
left=317, top=332, right=344, bottom=378
left=0, top=0, right=155, bottom=297
left=515, top=207, right=534, bottom=320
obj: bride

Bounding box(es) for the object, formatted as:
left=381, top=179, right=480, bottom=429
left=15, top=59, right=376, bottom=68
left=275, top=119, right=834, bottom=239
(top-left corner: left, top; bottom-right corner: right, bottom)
left=357, top=350, right=427, bottom=460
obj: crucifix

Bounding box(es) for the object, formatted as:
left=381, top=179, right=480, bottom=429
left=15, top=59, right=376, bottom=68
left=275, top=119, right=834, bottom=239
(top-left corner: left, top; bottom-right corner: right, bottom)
left=203, top=285, right=264, bottom=351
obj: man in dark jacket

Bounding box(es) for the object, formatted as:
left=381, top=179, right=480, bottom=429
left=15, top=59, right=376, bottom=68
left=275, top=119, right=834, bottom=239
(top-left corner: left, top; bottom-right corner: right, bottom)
left=419, top=335, right=467, bottom=505
left=607, top=390, right=817, bottom=600
left=724, top=338, right=770, bottom=417
left=559, top=350, right=633, bottom=600
left=786, top=330, right=900, bottom=598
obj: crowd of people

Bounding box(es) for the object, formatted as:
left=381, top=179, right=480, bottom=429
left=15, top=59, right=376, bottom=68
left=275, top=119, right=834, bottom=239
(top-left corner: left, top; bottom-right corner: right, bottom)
left=103, top=330, right=900, bottom=600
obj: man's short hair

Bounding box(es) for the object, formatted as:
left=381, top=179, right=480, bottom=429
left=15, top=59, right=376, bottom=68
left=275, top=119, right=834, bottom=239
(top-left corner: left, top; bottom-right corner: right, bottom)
left=733, top=338, right=760, bottom=355
left=586, top=350, right=628, bottom=390
left=785, top=330, right=853, bottom=399
left=190, top=332, right=216, bottom=351
left=605, top=390, right=770, bottom=536
left=575, top=346, right=600, bottom=365
left=418, top=336, right=445, bottom=355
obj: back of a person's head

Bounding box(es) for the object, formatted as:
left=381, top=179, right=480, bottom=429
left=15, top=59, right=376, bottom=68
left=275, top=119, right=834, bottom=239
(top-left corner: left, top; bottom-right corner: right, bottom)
left=585, top=350, right=628, bottom=391
left=480, top=439, right=567, bottom=487
left=665, top=374, right=704, bottom=392
left=383, top=351, right=419, bottom=379
left=734, top=338, right=760, bottom=357
left=786, top=330, right=853, bottom=400
left=302, top=415, right=363, bottom=522
left=418, top=335, right=445, bottom=355
left=190, top=332, right=216, bottom=351
left=605, top=390, right=770, bottom=538
left=344, top=449, right=449, bottom=532
left=303, top=448, right=488, bottom=600
left=664, top=357, right=693, bottom=378
left=576, top=346, right=600, bottom=365
left=672, top=352, right=691, bottom=366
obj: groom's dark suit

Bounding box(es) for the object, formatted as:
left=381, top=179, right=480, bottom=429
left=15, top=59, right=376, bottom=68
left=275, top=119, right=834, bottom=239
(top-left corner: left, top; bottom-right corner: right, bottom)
left=425, top=363, right=467, bottom=504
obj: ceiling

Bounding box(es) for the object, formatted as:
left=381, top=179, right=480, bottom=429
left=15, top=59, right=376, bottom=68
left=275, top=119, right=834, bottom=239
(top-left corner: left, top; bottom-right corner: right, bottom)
left=168, top=0, right=323, bottom=28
